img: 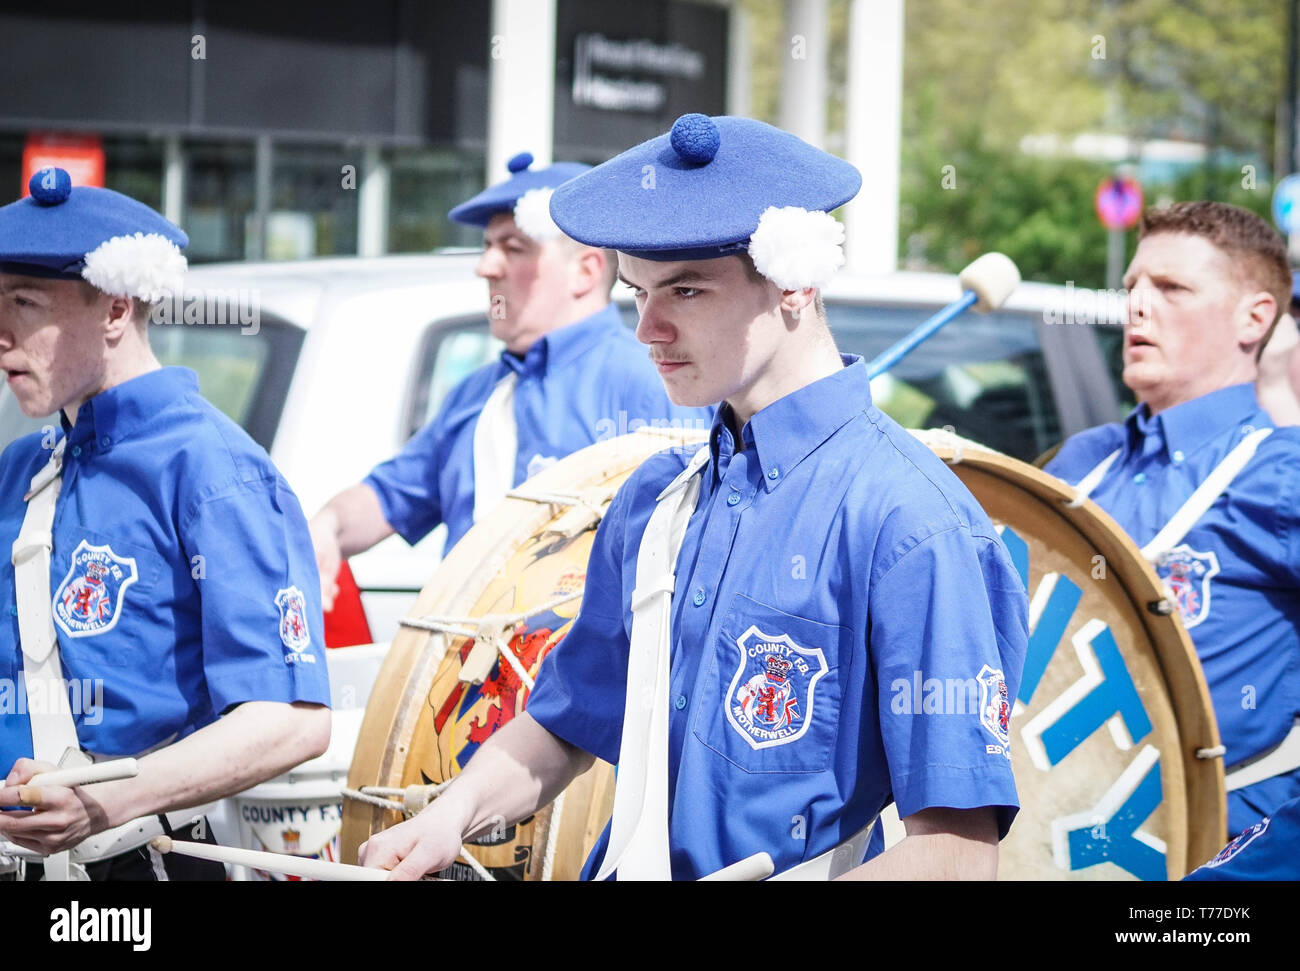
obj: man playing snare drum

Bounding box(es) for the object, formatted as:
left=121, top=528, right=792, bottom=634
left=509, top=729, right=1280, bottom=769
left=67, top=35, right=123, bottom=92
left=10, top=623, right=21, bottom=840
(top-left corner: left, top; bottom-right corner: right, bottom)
left=1045, top=202, right=1300, bottom=855
left=359, top=115, right=1029, bottom=880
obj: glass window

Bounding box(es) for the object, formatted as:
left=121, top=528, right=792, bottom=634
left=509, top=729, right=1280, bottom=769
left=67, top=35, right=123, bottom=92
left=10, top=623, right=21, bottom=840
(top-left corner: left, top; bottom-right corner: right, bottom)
left=405, top=316, right=499, bottom=439
left=269, top=143, right=359, bottom=259
left=826, top=301, right=1061, bottom=462
left=388, top=147, right=485, bottom=253
left=185, top=140, right=256, bottom=264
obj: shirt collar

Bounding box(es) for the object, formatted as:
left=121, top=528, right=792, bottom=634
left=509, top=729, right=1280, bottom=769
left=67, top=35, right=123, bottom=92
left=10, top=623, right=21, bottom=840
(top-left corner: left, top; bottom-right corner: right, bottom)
left=1124, top=383, right=1265, bottom=460
left=711, top=354, right=872, bottom=493
left=66, top=367, right=199, bottom=449
left=497, top=304, right=623, bottom=378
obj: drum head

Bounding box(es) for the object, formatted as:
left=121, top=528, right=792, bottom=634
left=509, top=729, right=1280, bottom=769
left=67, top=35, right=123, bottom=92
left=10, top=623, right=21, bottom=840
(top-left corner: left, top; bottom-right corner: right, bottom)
left=341, top=430, right=706, bottom=878
left=914, top=430, right=1226, bottom=879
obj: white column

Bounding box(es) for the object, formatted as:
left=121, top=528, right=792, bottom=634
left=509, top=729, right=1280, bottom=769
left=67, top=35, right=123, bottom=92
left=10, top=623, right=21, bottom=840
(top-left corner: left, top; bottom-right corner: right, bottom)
left=779, top=0, right=828, bottom=150
left=358, top=143, right=390, bottom=257
left=726, top=0, right=751, bottom=118
left=488, top=0, right=556, bottom=182
left=162, top=134, right=184, bottom=226
left=845, top=0, right=903, bottom=275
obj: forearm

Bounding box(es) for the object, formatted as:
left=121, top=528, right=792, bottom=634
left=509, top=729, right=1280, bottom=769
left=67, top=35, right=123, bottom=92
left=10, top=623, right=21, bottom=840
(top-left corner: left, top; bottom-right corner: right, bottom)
left=426, top=713, right=593, bottom=841
left=87, top=701, right=330, bottom=827
left=316, top=483, right=395, bottom=558
left=836, top=806, right=998, bottom=880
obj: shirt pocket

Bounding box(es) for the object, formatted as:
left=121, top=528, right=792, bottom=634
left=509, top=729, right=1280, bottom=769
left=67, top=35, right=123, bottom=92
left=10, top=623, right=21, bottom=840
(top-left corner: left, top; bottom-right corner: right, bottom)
left=50, top=527, right=164, bottom=668
left=691, top=592, right=851, bottom=774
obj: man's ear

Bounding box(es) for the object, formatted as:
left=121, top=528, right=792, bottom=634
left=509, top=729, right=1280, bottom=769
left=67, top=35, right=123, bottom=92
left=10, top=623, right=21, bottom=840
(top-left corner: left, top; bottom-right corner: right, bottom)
left=571, top=246, right=606, bottom=300
left=102, top=295, right=136, bottom=342
left=1238, top=289, right=1277, bottom=351
left=779, top=287, right=817, bottom=320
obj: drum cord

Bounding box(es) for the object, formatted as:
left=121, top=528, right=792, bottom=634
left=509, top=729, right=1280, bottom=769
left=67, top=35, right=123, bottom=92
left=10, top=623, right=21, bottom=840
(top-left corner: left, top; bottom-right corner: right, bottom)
left=399, top=591, right=583, bottom=691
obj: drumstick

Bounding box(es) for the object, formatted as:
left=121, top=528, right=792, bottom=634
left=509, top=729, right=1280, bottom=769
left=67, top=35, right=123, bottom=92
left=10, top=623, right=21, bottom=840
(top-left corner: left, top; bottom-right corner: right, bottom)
left=866, top=252, right=1021, bottom=378
left=16, top=758, right=140, bottom=806
left=151, top=836, right=392, bottom=881
left=698, top=852, right=775, bottom=881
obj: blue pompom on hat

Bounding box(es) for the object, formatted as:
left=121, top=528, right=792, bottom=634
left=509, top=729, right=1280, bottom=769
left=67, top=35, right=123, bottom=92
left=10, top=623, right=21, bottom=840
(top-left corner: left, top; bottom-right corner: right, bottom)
left=549, top=114, right=861, bottom=265
left=0, top=168, right=188, bottom=300
left=448, top=153, right=592, bottom=228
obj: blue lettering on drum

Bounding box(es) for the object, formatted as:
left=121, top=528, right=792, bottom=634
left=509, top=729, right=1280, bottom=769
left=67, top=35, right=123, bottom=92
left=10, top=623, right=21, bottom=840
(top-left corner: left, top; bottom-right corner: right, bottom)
left=997, top=525, right=1164, bottom=880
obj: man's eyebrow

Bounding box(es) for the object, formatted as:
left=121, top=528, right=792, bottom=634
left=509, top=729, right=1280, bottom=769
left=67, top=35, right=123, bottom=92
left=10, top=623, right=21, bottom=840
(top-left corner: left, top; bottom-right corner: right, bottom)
left=617, top=268, right=716, bottom=289
left=0, top=279, right=52, bottom=294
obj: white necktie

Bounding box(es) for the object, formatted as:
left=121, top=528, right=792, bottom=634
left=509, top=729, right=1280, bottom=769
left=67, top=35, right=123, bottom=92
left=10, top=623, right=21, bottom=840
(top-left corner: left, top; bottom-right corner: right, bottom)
left=596, top=445, right=712, bottom=881
left=472, top=372, right=519, bottom=523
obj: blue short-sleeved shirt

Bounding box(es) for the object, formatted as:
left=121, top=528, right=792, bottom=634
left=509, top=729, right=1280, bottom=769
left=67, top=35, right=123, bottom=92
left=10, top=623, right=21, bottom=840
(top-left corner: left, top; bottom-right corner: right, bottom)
left=0, top=367, right=331, bottom=772
left=1046, top=384, right=1300, bottom=833
left=1184, top=794, right=1300, bottom=880
left=364, top=305, right=713, bottom=550
left=527, top=355, right=1029, bottom=879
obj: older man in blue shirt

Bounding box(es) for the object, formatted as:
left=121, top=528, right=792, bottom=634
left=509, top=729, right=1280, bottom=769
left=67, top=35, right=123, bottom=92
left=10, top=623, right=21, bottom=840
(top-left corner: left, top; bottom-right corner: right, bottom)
left=310, top=154, right=710, bottom=608
left=358, top=115, right=1029, bottom=881
left=1045, top=201, right=1300, bottom=848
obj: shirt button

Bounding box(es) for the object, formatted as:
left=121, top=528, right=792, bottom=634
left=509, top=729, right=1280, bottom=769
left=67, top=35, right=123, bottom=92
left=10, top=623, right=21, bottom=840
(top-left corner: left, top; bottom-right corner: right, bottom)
left=71, top=445, right=81, bottom=457
left=674, top=695, right=687, bottom=710
left=100, top=436, right=111, bottom=449
left=7, top=606, right=16, bottom=616
left=1133, top=472, right=1147, bottom=485
left=692, top=587, right=706, bottom=606
left=726, top=492, right=741, bottom=506
left=767, top=467, right=780, bottom=480
left=1172, top=450, right=1184, bottom=463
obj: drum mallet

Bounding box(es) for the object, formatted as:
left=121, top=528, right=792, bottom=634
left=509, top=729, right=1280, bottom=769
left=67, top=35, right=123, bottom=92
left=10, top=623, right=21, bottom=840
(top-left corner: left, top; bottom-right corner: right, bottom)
left=16, top=758, right=140, bottom=806
left=698, top=852, right=775, bottom=881
left=866, top=253, right=1022, bottom=379
left=151, top=836, right=393, bottom=881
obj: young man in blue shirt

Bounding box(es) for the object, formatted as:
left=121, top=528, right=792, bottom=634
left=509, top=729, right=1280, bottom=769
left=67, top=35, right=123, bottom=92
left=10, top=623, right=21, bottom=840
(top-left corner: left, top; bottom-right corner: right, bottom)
left=1044, top=201, right=1300, bottom=853
left=310, top=154, right=710, bottom=608
left=0, top=168, right=331, bottom=880
left=358, top=116, right=1029, bottom=881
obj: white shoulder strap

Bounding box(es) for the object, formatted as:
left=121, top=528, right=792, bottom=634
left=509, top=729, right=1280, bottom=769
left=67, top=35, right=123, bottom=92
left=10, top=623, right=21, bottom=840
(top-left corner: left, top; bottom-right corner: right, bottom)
left=1141, top=427, right=1273, bottom=562
left=11, top=439, right=91, bottom=880
left=596, top=444, right=711, bottom=881
left=1065, top=448, right=1121, bottom=508
left=472, top=372, right=519, bottom=523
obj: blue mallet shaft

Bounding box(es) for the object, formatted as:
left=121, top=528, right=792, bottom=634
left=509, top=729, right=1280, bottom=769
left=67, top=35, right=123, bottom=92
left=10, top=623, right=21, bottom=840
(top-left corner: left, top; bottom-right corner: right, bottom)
left=867, top=290, right=979, bottom=379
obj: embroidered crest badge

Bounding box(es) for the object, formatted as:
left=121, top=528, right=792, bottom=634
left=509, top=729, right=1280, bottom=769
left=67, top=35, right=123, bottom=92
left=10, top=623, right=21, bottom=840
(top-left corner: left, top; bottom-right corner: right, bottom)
left=977, top=664, right=1012, bottom=758
left=1204, top=816, right=1269, bottom=868
left=275, top=586, right=314, bottom=662
left=725, top=625, right=828, bottom=750
left=1156, top=544, right=1220, bottom=629
left=52, top=540, right=139, bottom=638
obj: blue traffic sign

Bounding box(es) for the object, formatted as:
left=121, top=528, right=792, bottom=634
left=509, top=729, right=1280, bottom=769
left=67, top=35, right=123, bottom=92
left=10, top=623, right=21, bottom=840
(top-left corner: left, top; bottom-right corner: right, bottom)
left=1272, top=173, right=1300, bottom=234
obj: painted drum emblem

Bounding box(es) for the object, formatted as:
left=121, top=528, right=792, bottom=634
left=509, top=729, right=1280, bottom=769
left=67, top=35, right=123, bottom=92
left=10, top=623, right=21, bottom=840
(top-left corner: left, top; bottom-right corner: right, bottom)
left=1156, top=545, right=1219, bottom=629
left=726, top=625, right=828, bottom=750
left=52, top=540, right=139, bottom=638
left=275, top=586, right=313, bottom=658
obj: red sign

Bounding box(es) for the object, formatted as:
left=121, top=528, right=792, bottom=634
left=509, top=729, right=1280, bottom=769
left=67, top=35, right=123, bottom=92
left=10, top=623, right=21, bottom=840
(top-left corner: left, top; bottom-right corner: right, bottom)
left=1095, top=176, right=1144, bottom=231
left=21, top=134, right=105, bottom=196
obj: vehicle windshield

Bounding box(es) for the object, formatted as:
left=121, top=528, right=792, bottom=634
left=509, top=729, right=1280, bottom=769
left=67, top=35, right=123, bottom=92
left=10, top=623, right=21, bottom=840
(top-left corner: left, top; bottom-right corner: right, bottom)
left=826, top=302, right=1061, bottom=461
left=0, top=316, right=302, bottom=453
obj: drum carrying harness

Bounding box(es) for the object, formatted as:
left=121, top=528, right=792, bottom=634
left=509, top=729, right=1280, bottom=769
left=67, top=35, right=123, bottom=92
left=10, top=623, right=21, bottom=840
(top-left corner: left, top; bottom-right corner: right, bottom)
left=1069, top=427, right=1300, bottom=792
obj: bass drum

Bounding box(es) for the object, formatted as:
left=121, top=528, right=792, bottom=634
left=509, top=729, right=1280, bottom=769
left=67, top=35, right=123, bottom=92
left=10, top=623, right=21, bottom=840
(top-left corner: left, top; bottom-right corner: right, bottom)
left=911, top=429, right=1226, bottom=879
left=340, top=429, right=705, bottom=879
